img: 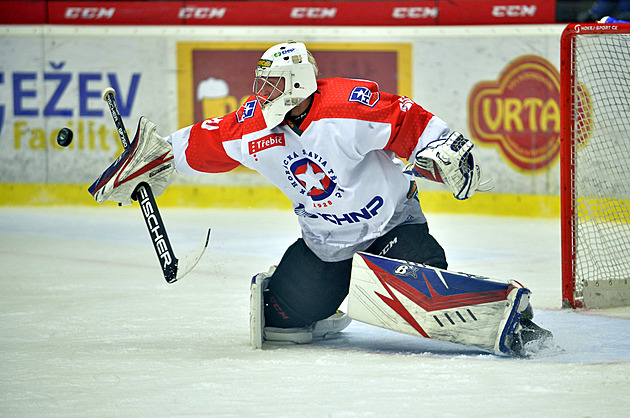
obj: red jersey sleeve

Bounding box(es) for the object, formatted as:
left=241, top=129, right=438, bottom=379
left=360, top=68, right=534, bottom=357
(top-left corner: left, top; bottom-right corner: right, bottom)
left=185, top=120, right=241, bottom=173
left=382, top=93, right=435, bottom=160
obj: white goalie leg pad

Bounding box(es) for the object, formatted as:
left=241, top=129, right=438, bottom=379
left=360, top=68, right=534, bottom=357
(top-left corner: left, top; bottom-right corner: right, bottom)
left=89, top=117, right=174, bottom=206
left=249, top=266, right=275, bottom=349
left=347, top=252, right=531, bottom=356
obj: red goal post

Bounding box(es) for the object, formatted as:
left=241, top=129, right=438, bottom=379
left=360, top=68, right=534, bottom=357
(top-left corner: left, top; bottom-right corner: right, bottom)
left=560, top=23, right=630, bottom=309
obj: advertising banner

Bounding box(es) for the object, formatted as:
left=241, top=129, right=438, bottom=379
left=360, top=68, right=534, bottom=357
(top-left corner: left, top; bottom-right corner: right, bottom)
left=0, top=31, right=173, bottom=185
left=0, top=1, right=556, bottom=26
left=0, top=25, right=564, bottom=212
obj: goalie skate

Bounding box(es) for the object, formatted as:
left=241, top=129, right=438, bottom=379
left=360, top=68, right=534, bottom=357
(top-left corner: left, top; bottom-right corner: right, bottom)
left=264, top=311, right=352, bottom=344
left=250, top=267, right=351, bottom=348
left=510, top=317, right=563, bottom=357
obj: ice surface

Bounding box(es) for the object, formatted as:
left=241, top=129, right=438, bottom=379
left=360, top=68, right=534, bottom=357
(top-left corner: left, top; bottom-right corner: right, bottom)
left=1, top=207, right=629, bottom=416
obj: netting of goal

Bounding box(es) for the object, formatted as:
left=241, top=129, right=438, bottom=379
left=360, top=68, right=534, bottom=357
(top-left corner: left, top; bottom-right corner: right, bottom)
left=560, top=23, right=630, bottom=309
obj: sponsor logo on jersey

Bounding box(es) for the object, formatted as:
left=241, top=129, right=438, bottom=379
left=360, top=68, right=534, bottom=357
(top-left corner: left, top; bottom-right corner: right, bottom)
left=468, top=55, right=560, bottom=172
left=293, top=203, right=318, bottom=218
left=317, top=196, right=384, bottom=226
left=236, top=100, right=258, bottom=123
left=349, top=87, right=380, bottom=107
left=248, top=133, right=285, bottom=154
left=294, top=197, right=384, bottom=226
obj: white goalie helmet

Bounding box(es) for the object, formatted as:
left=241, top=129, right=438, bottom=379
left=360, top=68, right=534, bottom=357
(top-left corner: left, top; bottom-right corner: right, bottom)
left=253, top=41, right=319, bottom=129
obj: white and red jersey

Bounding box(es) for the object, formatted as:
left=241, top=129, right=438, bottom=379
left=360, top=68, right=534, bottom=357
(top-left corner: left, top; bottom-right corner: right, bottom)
left=166, top=77, right=450, bottom=261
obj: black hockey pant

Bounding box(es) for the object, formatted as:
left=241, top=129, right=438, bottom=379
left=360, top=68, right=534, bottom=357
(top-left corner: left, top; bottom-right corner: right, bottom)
left=263, top=222, right=447, bottom=328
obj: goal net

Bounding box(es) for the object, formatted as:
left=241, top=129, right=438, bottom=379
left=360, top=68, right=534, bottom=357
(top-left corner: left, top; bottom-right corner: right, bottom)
left=560, top=23, right=630, bottom=309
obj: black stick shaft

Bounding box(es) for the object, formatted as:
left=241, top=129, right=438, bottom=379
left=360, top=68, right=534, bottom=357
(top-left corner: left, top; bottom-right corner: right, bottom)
left=103, top=91, right=131, bottom=150
left=102, top=88, right=179, bottom=283
left=135, top=185, right=178, bottom=282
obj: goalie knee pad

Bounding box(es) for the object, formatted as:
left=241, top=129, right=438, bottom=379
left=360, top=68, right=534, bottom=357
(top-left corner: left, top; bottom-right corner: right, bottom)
left=89, top=117, right=174, bottom=206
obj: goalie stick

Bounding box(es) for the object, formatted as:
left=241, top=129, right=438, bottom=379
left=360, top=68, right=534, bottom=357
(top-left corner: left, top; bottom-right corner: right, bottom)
left=102, top=87, right=210, bottom=283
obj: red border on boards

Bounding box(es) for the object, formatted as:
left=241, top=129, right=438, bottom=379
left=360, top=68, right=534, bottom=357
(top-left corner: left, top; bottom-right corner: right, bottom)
left=0, top=1, right=555, bottom=26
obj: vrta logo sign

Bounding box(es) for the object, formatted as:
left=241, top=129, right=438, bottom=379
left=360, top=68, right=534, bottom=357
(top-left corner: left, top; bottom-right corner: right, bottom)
left=468, top=55, right=560, bottom=172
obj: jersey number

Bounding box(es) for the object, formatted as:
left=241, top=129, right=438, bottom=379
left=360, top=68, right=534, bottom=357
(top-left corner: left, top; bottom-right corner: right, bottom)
left=202, top=117, right=222, bottom=131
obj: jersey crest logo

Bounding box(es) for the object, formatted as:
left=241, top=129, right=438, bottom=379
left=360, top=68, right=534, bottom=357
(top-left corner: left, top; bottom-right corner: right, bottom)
left=236, top=100, right=258, bottom=123
left=290, top=158, right=336, bottom=202
left=349, top=87, right=380, bottom=107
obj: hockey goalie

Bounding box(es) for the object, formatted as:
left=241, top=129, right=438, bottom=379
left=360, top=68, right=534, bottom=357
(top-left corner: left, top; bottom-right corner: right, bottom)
left=90, top=40, right=557, bottom=357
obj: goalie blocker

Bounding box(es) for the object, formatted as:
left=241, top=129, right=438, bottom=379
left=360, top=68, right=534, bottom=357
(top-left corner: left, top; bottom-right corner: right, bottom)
left=348, top=252, right=551, bottom=356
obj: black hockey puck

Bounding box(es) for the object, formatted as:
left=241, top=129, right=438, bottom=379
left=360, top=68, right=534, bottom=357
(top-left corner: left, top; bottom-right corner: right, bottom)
left=57, top=127, right=73, bottom=147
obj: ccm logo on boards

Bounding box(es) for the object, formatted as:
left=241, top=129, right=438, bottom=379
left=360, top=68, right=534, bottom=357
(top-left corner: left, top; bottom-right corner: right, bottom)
left=290, top=7, right=337, bottom=19
left=65, top=7, right=115, bottom=19
left=179, top=7, right=227, bottom=19
left=392, top=7, right=438, bottom=19
left=492, top=5, right=537, bottom=17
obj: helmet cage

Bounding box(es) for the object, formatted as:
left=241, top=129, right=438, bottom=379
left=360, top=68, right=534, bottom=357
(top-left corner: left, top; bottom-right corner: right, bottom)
left=253, top=70, right=289, bottom=108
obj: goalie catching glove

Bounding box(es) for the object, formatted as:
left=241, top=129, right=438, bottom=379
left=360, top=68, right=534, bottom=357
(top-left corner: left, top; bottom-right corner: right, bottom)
left=89, top=117, right=174, bottom=206
left=409, top=131, right=489, bottom=200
